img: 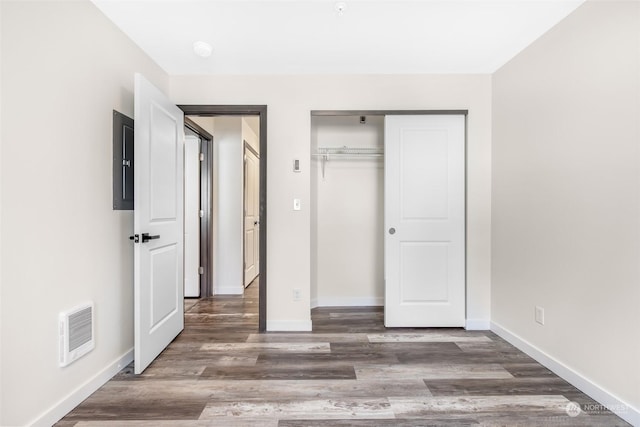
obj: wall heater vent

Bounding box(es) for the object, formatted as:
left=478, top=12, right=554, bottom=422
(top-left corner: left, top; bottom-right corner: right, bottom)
left=59, top=302, right=95, bottom=367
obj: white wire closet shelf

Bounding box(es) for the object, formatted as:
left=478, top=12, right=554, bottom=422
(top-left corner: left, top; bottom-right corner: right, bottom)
left=312, top=146, right=384, bottom=178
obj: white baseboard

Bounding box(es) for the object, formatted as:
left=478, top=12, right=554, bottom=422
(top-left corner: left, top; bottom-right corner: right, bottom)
left=491, top=322, right=639, bottom=426
left=267, top=319, right=312, bottom=331
left=214, top=286, right=244, bottom=295
left=312, top=297, right=383, bottom=308
left=30, top=349, right=133, bottom=427
left=465, top=318, right=491, bottom=330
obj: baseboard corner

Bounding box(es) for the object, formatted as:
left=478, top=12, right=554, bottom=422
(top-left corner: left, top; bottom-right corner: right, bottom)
left=214, top=286, right=244, bottom=295
left=314, top=296, right=384, bottom=307
left=465, top=318, right=490, bottom=330
left=267, top=319, right=312, bottom=332
left=29, top=348, right=133, bottom=427
left=491, top=321, right=640, bottom=426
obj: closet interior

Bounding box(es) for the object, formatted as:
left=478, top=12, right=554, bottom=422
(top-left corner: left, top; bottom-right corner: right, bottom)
left=310, top=114, right=385, bottom=308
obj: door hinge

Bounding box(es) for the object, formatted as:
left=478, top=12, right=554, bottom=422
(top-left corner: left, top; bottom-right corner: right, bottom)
left=199, top=152, right=204, bottom=161
left=199, top=266, right=204, bottom=275
left=199, top=210, right=204, bottom=218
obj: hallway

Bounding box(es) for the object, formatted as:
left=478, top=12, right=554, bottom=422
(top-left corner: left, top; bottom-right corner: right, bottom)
left=56, top=282, right=627, bottom=426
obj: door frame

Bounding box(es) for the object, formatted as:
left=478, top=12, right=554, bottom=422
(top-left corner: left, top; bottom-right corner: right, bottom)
left=310, top=109, right=468, bottom=323
left=180, top=105, right=267, bottom=332
left=184, top=117, right=213, bottom=298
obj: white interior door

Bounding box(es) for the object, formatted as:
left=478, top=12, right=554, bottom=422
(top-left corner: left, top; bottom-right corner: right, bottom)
left=184, top=135, right=201, bottom=297
left=384, top=115, right=465, bottom=327
left=243, top=147, right=260, bottom=287
left=134, top=73, right=184, bottom=374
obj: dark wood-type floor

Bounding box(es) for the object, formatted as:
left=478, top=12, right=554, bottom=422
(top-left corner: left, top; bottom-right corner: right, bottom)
left=56, top=280, right=629, bottom=426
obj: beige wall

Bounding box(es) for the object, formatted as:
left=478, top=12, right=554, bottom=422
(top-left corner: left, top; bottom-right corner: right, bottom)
left=188, top=116, right=215, bottom=136
left=243, top=117, right=260, bottom=154
left=492, top=0, right=640, bottom=414
left=0, top=1, right=168, bottom=425
left=170, top=74, right=493, bottom=329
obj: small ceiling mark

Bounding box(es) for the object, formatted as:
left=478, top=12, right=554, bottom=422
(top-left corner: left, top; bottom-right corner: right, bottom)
left=334, top=1, right=346, bottom=16
left=193, top=41, right=213, bottom=58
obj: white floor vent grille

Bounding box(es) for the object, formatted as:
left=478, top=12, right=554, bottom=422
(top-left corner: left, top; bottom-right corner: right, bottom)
left=59, top=302, right=95, bottom=367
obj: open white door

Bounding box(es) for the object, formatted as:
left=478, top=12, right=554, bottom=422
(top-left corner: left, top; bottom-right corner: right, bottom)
left=384, top=115, right=465, bottom=327
left=134, top=73, right=184, bottom=373
left=243, top=146, right=260, bottom=287
left=184, top=134, right=201, bottom=297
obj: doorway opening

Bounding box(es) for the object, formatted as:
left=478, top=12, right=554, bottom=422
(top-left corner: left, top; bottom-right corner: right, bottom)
left=181, top=105, right=267, bottom=332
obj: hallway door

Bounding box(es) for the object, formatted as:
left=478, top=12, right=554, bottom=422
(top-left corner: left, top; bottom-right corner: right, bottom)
left=384, top=114, right=465, bottom=327
left=244, top=144, right=260, bottom=287
left=184, top=133, right=201, bottom=297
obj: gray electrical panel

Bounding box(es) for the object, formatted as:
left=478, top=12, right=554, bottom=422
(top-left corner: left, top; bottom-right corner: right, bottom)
left=112, top=110, right=134, bottom=210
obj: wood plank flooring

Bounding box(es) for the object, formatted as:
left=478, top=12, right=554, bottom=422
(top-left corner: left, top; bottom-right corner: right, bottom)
left=56, top=281, right=629, bottom=426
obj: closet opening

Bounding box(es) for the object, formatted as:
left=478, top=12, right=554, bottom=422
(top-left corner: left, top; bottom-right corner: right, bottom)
left=310, top=114, right=385, bottom=308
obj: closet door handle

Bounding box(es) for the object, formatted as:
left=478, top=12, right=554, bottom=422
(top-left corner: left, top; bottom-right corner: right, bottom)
left=388, top=227, right=396, bottom=235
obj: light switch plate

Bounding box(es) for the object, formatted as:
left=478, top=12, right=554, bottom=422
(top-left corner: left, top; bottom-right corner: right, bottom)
left=293, top=198, right=301, bottom=211
left=535, top=306, right=545, bottom=325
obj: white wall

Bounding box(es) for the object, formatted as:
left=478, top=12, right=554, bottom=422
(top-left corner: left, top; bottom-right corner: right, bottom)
left=170, top=74, right=492, bottom=331
left=492, top=0, right=640, bottom=420
left=212, top=117, right=244, bottom=294
left=311, top=115, right=385, bottom=307
left=0, top=1, right=169, bottom=425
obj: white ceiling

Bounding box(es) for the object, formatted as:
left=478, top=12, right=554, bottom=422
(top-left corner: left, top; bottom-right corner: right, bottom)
left=91, top=0, right=584, bottom=75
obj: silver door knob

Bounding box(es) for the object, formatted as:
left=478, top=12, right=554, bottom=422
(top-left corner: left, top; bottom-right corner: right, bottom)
left=389, top=227, right=396, bottom=235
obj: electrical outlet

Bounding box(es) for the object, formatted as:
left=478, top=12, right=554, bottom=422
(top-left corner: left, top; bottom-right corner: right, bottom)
left=293, top=288, right=301, bottom=301
left=535, top=306, right=545, bottom=325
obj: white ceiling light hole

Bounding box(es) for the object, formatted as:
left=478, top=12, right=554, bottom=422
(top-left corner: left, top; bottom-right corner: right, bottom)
left=193, top=41, right=213, bottom=58
left=334, top=1, right=346, bottom=16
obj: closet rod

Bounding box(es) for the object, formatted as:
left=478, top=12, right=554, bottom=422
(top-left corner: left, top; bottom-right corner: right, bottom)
left=314, top=146, right=383, bottom=155
left=312, top=146, right=384, bottom=178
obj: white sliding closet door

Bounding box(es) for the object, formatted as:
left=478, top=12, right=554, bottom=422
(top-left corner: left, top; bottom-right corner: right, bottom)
left=384, top=115, right=465, bottom=327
